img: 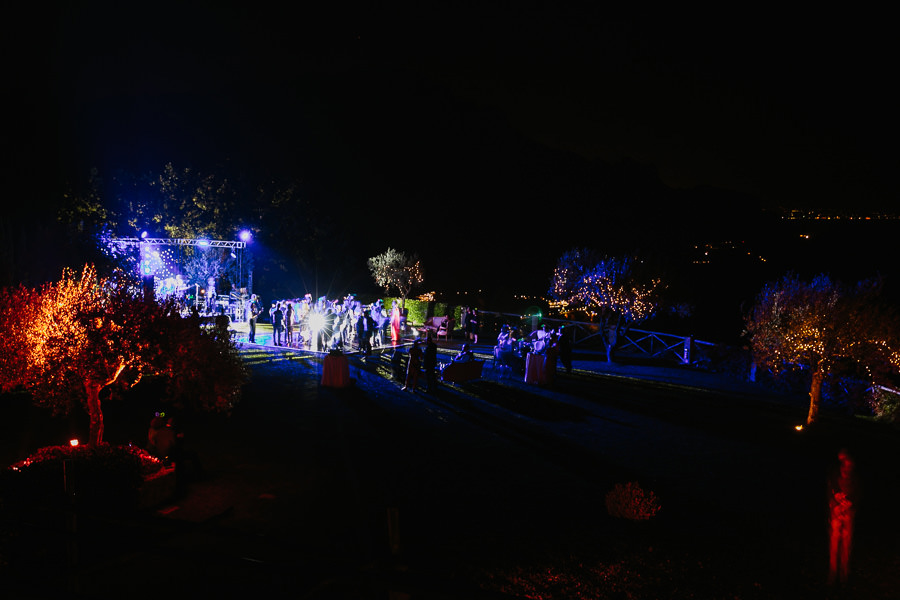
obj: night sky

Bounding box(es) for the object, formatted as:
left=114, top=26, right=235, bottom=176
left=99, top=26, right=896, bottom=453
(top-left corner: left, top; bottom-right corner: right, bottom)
left=5, top=5, right=898, bottom=308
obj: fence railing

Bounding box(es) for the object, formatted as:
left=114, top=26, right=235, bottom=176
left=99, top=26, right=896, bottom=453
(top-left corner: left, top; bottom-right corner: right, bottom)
left=479, top=311, right=714, bottom=365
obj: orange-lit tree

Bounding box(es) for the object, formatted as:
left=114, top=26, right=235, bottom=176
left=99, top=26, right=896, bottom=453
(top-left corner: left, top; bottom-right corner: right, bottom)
left=0, top=265, right=247, bottom=446
left=549, top=250, right=665, bottom=362
left=744, top=273, right=900, bottom=425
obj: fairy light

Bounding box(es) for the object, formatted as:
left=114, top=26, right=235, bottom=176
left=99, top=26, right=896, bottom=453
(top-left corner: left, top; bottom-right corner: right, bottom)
left=549, top=254, right=664, bottom=326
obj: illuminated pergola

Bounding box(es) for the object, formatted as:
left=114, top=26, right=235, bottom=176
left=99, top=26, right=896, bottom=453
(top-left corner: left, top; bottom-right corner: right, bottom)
left=111, top=237, right=250, bottom=301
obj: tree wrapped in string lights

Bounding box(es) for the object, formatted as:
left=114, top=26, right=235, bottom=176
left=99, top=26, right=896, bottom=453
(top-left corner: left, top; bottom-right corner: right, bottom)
left=367, top=247, right=424, bottom=310
left=0, top=264, right=247, bottom=446
left=549, top=249, right=665, bottom=362
left=744, top=273, right=900, bottom=425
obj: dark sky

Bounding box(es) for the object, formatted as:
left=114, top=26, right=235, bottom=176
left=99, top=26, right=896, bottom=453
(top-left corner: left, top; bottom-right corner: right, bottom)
left=5, top=5, right=898, bottom=298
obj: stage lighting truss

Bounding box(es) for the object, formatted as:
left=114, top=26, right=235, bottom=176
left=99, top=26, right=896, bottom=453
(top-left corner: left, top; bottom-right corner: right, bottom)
left=111, top=237, right=246, bottom=249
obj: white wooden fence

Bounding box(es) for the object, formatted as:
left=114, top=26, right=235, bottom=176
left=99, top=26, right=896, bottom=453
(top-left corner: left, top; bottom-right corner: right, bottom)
left=479, top=311, right=714, bottom=365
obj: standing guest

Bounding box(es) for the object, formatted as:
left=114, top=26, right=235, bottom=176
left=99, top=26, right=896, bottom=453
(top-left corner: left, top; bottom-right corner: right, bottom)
left=370, top=303, right=384, bottom=347
left=284, top=302, right=295, bottom=346
left=272, top=303, right=284, bottom=346
left=147, top=412, right=176, bottom=463
left=423, top=334, right=438, bottom=392
left=558, top=325, right=573, bottom=373
left=381, top=308, right=391, bottom=344
left=390, top=300, right=402, bottom=344
left=248, top=294, right=261, bottom=343
left=469, top=308, right=480, bottom=344
left=462, top=307, right=471, bottom=341
left=323, top=305, right=336, bottom=350
left=215, top=307, right=230, bottom=335
left=207, top=277, right=217, bottom=314
left=331, top=303, right=344, bottom=349
left=391, top=346, right=405, bottom=382
left=402, top=338, right=423, bottom=391
left=356, top=309, right=375, bottom=355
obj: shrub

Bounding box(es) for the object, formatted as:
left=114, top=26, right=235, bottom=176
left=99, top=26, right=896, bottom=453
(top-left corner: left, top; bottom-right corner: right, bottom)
left=2, top=443, right=164, bottom=513
left=869, top=386, right=900, bottom=423
left=605, top=481, right=661, bottom=521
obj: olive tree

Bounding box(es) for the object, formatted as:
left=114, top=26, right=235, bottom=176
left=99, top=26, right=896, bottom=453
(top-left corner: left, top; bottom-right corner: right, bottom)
left=549, top=249, right=665, bottom=362
left=0, top=265, right=247, bottom=445
left=744, top=273, right=900, bottom=425
left=367, top=247, right=424, bottom=310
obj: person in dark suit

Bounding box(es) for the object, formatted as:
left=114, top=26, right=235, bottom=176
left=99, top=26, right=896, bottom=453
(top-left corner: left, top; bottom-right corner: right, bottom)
left=423, top=334, right=438, bottom=392
left=356, top=309, right=375, bottom=355
left=272, top=303, right=284, bottom=346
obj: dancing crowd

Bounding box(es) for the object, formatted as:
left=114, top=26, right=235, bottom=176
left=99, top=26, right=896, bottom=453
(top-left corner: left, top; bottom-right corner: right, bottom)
left=246, top=293, right=406, bottom=352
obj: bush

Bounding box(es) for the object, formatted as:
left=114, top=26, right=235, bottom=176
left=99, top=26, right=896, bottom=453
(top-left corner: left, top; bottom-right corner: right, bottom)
left=384, top=298, right=429, bottom=326
left=2, top=443, right=165, bottom=514
left=870, top=387, right=900, bottom=423
left=605, top=481, right=661, bottom=521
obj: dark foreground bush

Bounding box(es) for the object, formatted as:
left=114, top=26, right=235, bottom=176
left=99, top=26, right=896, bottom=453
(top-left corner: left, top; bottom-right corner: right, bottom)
left=1, top=443, right=165, bottom=514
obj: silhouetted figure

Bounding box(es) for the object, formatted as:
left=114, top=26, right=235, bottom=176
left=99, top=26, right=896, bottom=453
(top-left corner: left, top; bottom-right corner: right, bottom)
left=215, top=308, right=230, bottom=335
left=391, top=347, right=405, bottom=382
left=147, top=413, right=176, bottom=463
left=356, top=309, right=375, bottom=355
left=402, top=338, right=423, bottom=391
left=285, top=302, right=294, bottom=346
left=828, top=448, right=858, bottom=585
left=248, top=294, right=261, bottom=343
left=558, top=325, right=572, bottom=373
left=272, top=303, right=284, bottom=346
left=423, top=335, right=438, bottom=392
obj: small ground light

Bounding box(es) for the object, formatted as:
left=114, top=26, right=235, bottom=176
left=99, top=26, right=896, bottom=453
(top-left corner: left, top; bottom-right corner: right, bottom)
left=795, top=425, right=804, bottom=431
left=69, top=439, right=79, bottom=447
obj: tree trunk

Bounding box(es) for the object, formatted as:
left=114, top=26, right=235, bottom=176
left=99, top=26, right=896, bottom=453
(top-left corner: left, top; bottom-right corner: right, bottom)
left=84, top=380, right=104, bottom=446
left=806, top=366, right=824, bottom=425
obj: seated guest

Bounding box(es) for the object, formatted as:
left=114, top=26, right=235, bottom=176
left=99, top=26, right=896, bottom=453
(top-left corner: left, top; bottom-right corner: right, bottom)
left=454, top=343, right=474, bottom=363
left=495, top=324, right=514, bottom=366
left=530, top=324, right=550, bottom=354
left=496, top=324, right=513, bottom=352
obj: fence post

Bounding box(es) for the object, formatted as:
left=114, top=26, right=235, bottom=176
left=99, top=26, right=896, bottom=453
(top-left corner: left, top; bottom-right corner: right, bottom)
left=683, top=336, right=692, bottom=365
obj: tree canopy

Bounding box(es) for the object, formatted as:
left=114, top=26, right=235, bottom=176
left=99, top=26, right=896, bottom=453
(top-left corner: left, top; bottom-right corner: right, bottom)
left=744, top=272, right=900, bottom=424
left=549, top=249, right=666, bottom=361
left=56, top=164, right=349, bottom=302
left=0, top=265, right=247, bottom=445
left=367, top=248, right=424, bottom=308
